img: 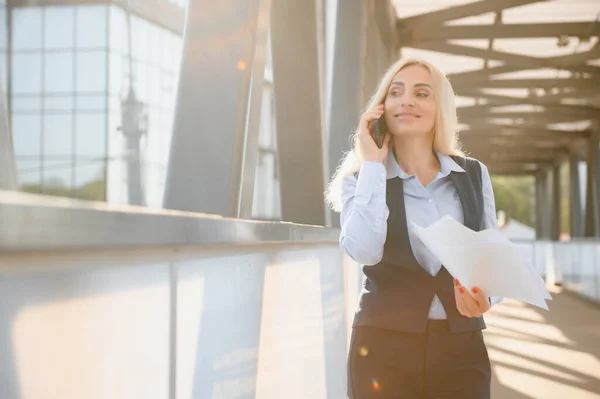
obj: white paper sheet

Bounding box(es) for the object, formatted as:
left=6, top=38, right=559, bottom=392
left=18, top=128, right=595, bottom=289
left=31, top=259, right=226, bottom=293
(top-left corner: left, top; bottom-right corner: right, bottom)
left=411, top=216, right=551, bottom=310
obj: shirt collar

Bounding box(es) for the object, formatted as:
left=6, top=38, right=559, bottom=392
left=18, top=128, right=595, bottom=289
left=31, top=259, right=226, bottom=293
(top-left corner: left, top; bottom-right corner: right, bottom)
left=385, top=151, right=465, bottom=180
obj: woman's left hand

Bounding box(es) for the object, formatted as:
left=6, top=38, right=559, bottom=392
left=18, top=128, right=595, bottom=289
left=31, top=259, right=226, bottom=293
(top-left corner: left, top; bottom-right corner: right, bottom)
left=454, top=279, right=490, bottom=318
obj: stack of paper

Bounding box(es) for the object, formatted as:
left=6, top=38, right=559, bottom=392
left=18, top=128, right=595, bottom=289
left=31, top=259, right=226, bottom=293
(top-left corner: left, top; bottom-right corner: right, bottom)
left=411, top=216, right=551, bottom=310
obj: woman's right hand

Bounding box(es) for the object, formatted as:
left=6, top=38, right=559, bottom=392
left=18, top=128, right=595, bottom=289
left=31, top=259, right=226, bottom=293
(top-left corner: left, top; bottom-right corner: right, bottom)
left=356, top=104, right=391, bottom=164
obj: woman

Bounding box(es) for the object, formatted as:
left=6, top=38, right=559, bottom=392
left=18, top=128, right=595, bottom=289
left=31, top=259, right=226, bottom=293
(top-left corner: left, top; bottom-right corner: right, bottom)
left=326, top=58, right=501, bottom=398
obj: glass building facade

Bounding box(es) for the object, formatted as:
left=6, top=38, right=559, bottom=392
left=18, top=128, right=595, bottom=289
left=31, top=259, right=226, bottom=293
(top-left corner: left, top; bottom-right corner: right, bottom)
left=2, top=0, right=283, bottom=218
left=4, top=1, right=185, bottom=208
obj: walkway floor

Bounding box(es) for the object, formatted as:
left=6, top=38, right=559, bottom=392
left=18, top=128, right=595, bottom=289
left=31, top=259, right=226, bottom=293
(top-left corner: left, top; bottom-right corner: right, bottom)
left=485, top=288, right=600, bottom=399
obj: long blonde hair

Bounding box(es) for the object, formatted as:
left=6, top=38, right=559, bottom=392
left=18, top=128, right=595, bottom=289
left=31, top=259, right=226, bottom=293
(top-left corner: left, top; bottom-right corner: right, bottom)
left=325, top=58, right=464, bottom=212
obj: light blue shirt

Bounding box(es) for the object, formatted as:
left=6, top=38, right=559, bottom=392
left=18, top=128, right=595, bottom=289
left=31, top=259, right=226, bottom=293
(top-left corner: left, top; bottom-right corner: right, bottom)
left=340, top=152, right=501, bottom=320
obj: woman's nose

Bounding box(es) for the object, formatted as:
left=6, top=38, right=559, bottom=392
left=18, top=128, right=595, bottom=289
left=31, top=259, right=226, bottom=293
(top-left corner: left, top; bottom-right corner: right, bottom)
left=400, top=94, right=415, bottom=107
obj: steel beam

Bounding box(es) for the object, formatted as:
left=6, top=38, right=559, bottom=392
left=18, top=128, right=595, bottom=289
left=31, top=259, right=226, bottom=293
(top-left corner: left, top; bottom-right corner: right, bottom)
left=404, top=22, right=600, bottom=42
left=163, top=0, right=262, bottom=216
left=461, top=126, right=589, bottom=139
left=397, top=0, right=542, bottom=30
left=328, top=0, right=365, bottom=227
left=460, top=78, right=598, bottom=90
left=428, top=42, right=600, bottom=79
left=449, top=48, right=600, bottom=84
left=270, top=0, right=326, bottom=225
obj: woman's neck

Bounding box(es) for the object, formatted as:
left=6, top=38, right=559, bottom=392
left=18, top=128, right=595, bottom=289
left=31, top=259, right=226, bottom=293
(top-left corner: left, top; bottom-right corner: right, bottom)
left=392, top=135, right=440, bottom=185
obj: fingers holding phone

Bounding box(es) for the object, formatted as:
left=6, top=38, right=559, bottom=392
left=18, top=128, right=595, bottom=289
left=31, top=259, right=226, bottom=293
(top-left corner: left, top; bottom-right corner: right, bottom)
left=357, top=104, right=390, bottom=164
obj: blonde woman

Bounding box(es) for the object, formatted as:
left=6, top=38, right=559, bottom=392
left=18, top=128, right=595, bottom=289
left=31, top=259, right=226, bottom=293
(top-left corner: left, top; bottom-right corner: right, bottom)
left=326, top=59, right=500, bottom=399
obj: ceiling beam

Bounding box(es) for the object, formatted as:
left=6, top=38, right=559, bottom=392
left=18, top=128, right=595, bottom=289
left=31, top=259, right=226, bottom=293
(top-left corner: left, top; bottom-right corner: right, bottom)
left=415, top=42, right=600, bottom=78
left=458, top=103, right=599, bottom=119
left=396, top=0, right=544, bottom=30
left=460, top=112, right=589, bottom=124
left=457, top=89, right=598, bottom=112
left=402, top=22, right=600, bottom=42
left=448, top=48, right=600, bottom=84
left=458, top=77, right=598, bottom=89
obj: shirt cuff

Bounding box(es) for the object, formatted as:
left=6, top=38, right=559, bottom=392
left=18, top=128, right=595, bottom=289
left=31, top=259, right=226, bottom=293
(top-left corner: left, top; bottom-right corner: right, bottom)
left=489, top=296, right=503, bottom=307
left=355, top=162, right=387, bottom=198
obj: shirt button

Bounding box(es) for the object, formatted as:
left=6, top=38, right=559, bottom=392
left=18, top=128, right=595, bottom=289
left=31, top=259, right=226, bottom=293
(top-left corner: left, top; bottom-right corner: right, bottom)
left=428, top=198, right=433, bottom=203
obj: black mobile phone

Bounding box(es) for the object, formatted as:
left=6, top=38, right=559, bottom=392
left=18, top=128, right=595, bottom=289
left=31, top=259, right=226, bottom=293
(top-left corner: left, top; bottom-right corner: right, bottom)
left=372, top=111, right=388, bottom=149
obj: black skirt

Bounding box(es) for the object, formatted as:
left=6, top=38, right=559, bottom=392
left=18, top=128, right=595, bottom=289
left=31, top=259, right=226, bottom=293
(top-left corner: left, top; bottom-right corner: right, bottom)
left=347, top=321, right=491, bottom=399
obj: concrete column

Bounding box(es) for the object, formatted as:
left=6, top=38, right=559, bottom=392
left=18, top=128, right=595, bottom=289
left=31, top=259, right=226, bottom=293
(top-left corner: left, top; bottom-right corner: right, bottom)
left=551, top=164, right=561, bottom=240
left=270, top=0, right=326, bottom=225
left=584, top=134, right=600, bottom=237
left=0, top=78, right=16, bottom=191
left=569, top=153, right=584, bottom=238
left=163, top=0, right=264, bottom=216
left=327, top=0, right=365, bottom=227
left=535, top=173, right=545, bottom=239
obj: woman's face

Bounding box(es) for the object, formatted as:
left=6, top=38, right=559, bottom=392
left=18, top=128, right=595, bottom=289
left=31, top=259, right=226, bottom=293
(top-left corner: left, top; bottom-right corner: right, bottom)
left=383, top=65, right=436, bottom=138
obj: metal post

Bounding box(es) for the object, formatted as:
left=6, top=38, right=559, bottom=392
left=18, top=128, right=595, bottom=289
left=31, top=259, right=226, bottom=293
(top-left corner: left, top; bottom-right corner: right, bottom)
left=327, top=0, right=365, bottom=227
left=236, top=0, right=272, bottom=218
left=163, top=0, right=264, bottom=216
left=551, top=164, right=561, bottom=240
left=584, top=134, right=599, bottom=237
left=0, top=78, right=17, bottom=191
left=569, top=153, right=583, bottom=238
left=270, top=0, right=326, bottom=225
left=536, top=172, right=550, bottom=239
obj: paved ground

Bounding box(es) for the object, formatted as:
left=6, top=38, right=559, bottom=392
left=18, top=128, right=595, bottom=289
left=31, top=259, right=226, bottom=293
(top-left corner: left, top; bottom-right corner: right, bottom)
left=485, top=288, right=600, bottom=399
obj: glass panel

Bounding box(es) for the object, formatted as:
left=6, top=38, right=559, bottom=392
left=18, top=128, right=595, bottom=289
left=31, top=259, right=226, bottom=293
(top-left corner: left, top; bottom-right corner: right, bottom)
left=149, top=66, right=160, bottom=107
left=75, top=113, right=106, bottom=158
left=131, top=15, right=149, bottom=62
left=109, top=52, right=127, bottom=95
left=76, top=51, right=107, bottom=92
left=11, top=96, right=42, bottom=112
left=74, top=162, right=105, bottom=201
left=0, top=52, right=6, bottom=93
left=45, top=96, right=74, bottom=111
left=43, top=114, right=73, bottom=156
left=133, top=60, right=148, bottom=102
left=149, top=24, right=161, bottom=65
left=11, top=53, right=42, bottom=94
left=109, top=6, right=127, bottom=53
left=76, top=5, right=107, bottom=48
left=12, top=8, right=42, bottom=50
left=44, top=6, right=75, bottom=49
left=76, top=95, right=106, bottom=111
left=0, top=7, right=7, bottom=50
left=16, top=159, right=42, bottom=189
left=45, top=52, right=74, bottom=93
left=11, top=114, right=42, bottom=156
left=42, top=159, right=73, bottom=193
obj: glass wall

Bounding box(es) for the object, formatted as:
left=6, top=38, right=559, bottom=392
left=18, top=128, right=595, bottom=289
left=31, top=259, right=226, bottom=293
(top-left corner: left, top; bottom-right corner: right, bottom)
left=5, top=0, right=283, bottom=219
left=107, top=5, right=182, bottom=207
left=10, top=4, right=109, bottom=200
left=7, top=1, right=185, bottom=206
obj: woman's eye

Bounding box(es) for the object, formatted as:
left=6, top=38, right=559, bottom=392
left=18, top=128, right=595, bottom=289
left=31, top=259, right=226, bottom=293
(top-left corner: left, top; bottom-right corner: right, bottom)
left=390, top=91, right=400, bottom=96
left=416, top=91, right=429, bottom=98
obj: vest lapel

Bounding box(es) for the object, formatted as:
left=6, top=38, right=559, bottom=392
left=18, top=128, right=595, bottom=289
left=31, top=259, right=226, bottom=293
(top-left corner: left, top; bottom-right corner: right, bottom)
left=449, top=171, right=482, bottom=231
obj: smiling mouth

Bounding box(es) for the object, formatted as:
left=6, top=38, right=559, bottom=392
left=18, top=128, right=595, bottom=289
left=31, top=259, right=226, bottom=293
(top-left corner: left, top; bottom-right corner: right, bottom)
left=394, top=113, right=420, bottom=118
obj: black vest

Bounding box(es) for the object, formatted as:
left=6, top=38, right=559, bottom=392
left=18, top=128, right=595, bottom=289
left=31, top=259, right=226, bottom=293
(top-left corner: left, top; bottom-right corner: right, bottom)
left=352, top=156, right=486, bottom=333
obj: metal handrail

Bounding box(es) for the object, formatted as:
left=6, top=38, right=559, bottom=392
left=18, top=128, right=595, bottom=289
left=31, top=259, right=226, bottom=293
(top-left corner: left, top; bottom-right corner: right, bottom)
left=0, top=190, right=340, bottom=252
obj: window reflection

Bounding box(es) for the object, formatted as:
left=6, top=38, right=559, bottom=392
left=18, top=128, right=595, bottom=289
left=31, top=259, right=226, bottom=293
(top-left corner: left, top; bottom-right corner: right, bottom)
left=12, top=8, right=42, bottom=50
left=8, top=1, right=186, bottom=204
left=11, top=54, right=42, bottom=94
left=45, top=52, right=74, bottom=93
left=44, top=7, right=75, bottom=49
left=75, top=5, right=107, bottom=48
